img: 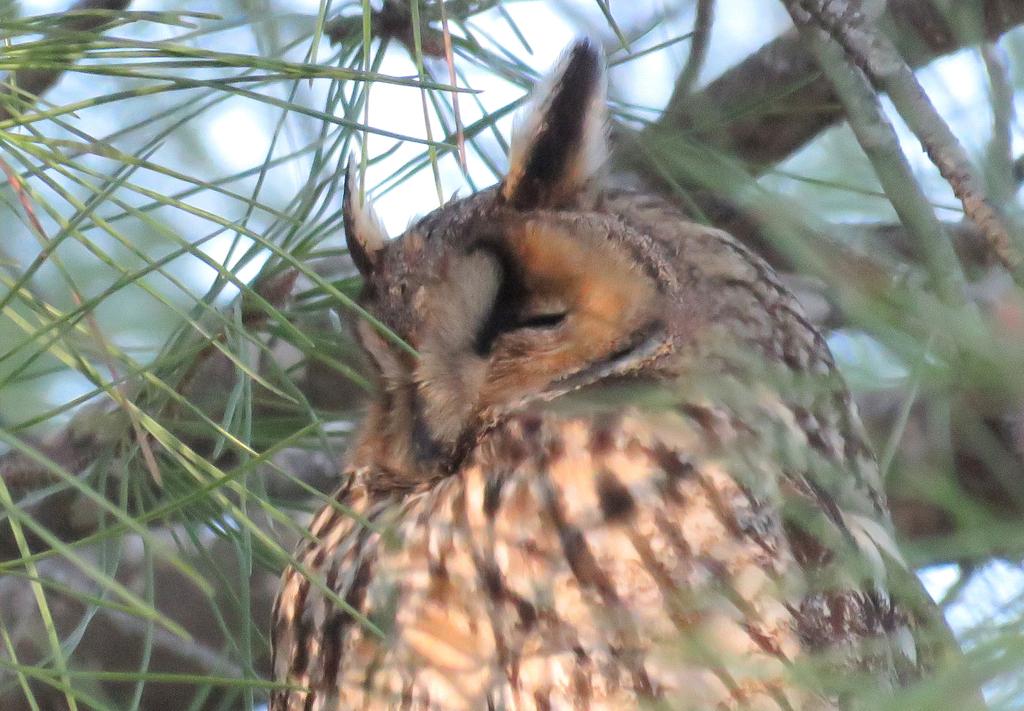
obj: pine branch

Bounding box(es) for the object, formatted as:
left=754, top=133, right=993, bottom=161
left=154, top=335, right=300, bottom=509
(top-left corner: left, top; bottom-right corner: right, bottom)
left=645, top=0, right=1024, bottom=173
left=798, top=0, right=1022, bottom=277
left=0, top=0, right=133, bottom=123
left=780, top=0, right=968, bottom=305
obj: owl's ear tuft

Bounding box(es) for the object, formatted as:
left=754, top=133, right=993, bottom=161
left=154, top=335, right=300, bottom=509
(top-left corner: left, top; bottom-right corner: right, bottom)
left=343, top=156, right=388, bottom=276
left=501, top=39, right=607, bottom=210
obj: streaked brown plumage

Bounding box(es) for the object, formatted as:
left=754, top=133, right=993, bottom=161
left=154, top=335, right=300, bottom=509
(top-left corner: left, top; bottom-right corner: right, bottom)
left=271, top=40, right=974, bottom=710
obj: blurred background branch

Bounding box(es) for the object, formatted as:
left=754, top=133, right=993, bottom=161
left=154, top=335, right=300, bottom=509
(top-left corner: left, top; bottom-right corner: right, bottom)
left=644, top=0, right=1024, bottom=174
left=0, top=0, right=133, bottom=124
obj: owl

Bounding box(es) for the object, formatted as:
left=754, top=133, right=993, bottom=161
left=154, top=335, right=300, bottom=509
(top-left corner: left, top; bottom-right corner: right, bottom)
left=271, top=40, right=977, bottom=711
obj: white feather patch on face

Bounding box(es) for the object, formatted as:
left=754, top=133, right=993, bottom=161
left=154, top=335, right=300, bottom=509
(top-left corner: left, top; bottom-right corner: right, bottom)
left=433, top=250, right=504, bottom=348
left=415, top=250, right=503, bottom=443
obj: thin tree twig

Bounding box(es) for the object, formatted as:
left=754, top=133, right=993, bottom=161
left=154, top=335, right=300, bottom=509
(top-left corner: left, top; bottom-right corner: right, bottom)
left=644, top=0, right=1024, bottom=174
left=780, top=0, right=968, bottom=306
left=797, top=0, right=1022, bottom=277
left=982, top=43, right=1016, bottom=206
left=437, top=0, right=466, bottom=171
left=327, top=0, right=448, bottom=58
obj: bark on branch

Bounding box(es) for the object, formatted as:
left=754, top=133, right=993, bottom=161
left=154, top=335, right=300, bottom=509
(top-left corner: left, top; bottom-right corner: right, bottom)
left=798, top=0, right=1021, bottom=276
left=647, top=0, right=1024, bottom=173
left=781, top=0, right=968, bottom=304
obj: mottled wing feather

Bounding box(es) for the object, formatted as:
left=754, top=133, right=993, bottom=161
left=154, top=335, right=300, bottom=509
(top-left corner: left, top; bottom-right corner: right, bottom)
left=272, top=480, right=395, bottom=710
left=603, top=190, right=889, bottom=528
left=272, top=407, right=917, bottom=711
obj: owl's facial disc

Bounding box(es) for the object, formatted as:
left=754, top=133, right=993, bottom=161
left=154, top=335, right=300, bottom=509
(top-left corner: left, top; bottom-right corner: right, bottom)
left=344, top=39, right=675, bottom=475
left=350, top=214, right=668, bottom=473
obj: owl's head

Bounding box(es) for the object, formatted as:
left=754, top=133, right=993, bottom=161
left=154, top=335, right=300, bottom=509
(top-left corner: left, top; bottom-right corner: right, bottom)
left=344, top=41, right=679, bottom=476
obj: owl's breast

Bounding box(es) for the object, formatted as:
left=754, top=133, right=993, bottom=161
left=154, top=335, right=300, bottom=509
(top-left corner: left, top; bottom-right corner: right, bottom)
left=272, top=406, right=925, bottom=711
